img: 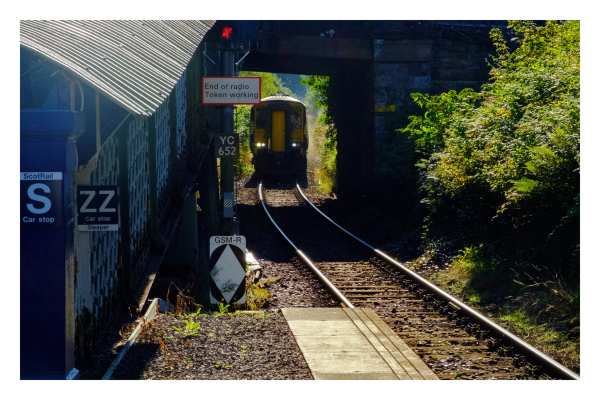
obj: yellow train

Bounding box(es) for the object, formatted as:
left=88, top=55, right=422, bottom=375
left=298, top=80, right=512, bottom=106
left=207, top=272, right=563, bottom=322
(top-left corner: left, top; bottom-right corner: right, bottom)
left=249, top=94, right=308, bottom=174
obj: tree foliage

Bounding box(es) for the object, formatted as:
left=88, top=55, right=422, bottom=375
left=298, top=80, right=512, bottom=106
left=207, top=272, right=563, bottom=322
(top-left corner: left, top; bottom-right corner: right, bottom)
left=302, top=75, right=338, bottom=189
left=402, top=20, right=580, bottom=269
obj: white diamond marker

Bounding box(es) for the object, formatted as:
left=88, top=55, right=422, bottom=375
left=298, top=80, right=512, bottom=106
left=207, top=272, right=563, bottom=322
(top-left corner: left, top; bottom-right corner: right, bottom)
left=211, top=245, right=246, bottom=303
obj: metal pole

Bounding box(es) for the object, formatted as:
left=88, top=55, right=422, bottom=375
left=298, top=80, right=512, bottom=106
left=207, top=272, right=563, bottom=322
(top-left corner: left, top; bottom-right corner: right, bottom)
left=220, top=43, right=235, bottom=235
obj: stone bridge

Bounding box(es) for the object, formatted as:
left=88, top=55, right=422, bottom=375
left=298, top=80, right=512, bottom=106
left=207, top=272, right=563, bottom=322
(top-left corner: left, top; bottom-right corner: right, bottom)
left=233, top=20, right=506, bottom=197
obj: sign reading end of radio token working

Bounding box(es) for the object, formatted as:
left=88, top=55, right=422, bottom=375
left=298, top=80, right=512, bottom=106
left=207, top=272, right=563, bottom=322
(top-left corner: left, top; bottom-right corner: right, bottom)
left=77, top=186, right=119, bottom=231
left=202, top=77, right=261, bottom=105
left=209, top=236, right=246, bottom=305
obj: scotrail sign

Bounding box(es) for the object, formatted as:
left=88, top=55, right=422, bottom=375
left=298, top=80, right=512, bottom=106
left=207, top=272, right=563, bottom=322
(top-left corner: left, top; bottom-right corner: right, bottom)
left=202, top=77, right=261, bottom=105
left=20, top=172, right=63, bottom=228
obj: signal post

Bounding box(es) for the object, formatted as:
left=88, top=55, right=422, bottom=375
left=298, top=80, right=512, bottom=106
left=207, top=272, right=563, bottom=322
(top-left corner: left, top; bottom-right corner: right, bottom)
left=219, top=26, right=235, bottom=235
left=203, top=22, right=261, bottom=236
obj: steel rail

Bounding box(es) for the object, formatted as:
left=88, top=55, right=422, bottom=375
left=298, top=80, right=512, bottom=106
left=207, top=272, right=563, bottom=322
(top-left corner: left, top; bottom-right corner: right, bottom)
left=258, top=181, right=354, bottom=308
left=295, top=182, right=580, bottom=380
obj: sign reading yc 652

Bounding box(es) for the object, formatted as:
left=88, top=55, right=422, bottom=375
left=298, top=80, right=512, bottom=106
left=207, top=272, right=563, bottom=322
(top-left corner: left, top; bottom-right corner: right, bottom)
left=215, top=133, right=239, bottom=158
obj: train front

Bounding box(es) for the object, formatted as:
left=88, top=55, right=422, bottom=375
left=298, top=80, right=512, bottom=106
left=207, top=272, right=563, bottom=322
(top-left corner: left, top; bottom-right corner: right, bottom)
left=250, top=95, right=308, bottom=174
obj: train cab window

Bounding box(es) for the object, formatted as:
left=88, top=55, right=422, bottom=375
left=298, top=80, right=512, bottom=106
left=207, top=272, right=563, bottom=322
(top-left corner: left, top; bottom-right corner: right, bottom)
left=255, top=108, right=267, bottom=130
left=291, top=109, right=303, bottom=130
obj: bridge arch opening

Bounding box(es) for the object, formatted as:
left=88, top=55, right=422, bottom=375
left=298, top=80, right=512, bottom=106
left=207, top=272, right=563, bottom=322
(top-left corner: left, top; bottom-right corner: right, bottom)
left=240, top=62, right=374, bottom=200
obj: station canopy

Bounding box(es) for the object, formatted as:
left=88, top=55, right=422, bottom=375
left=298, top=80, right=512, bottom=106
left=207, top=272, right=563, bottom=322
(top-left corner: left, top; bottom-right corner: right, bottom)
left=20, top=20, right=215, bottom=117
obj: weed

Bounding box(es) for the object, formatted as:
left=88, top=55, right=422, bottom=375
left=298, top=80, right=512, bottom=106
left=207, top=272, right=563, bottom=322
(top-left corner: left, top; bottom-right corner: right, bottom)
left=246, top=285, right=269, bottom=310
left=172, top=325, right=184, bottom=334
left=453, top=244, right=494, bottom=274
left=172, top=319, right=200, bottom=337
left=185, top=320, right=200, bottom=336
left=212, top=302, right=241, bottom=315
left=213, top=303, right=230, bottom=315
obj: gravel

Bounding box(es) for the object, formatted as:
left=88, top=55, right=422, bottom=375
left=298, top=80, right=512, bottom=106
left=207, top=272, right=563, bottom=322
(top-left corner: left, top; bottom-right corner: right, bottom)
left=260, top=259, right=339, bottom=309
left=110, top=310, right=313, bottom=380
left=81, top=168, right=343, bottom=380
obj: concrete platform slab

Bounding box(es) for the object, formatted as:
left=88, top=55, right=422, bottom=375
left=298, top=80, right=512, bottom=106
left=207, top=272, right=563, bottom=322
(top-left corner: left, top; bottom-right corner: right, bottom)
left=311, top=371, right=399, bottom=380
left=282, top=307, right=438, bottom=380
left=286, top=320, right=361, bottom=336
left=302, top=351, right=392, bottom=372
left=294, top=335, right=375, bottom=353
left=282, top=307, right=349, bottom=321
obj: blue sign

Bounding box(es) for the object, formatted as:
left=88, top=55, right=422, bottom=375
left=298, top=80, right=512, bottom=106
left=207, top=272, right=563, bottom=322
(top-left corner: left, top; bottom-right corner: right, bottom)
left=20, top=172, right=63, bottom=228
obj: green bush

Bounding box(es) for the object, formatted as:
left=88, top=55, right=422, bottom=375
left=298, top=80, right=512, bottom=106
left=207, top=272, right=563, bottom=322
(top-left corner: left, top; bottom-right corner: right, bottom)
left=401, top=21, right=579, bottom=270
left=302, top=75, right=338, bottom=192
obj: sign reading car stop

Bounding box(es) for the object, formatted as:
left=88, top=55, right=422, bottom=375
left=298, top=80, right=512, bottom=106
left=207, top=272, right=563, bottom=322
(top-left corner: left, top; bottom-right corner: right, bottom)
left=209, top=236, right=246, bottom=305
left=77, top=186, right=119, bottom=231
left=20, top=172, right=63, bottom=228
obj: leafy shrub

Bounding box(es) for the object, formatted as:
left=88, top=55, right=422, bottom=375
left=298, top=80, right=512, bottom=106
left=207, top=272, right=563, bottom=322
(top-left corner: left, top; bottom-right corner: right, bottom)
left=302, top=75, right=338, bottom=192
left=401, top=20, right=579, bottom=271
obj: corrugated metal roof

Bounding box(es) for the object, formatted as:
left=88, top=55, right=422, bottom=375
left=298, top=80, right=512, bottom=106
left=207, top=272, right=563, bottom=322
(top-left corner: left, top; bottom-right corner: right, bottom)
left=20, top=20, right=215, bottom=117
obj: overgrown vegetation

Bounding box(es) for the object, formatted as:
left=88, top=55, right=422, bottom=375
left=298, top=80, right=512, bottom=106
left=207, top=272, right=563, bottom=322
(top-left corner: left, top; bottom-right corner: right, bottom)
left=245, top=284, right=269, bottom=310
left=389, top=20, right=580, bottom=370
left=302, top=75, right=337, bottom=193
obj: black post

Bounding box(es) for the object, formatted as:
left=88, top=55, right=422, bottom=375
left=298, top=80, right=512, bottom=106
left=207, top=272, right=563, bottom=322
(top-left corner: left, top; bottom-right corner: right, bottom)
left=219, top=41, right=235, bottom=235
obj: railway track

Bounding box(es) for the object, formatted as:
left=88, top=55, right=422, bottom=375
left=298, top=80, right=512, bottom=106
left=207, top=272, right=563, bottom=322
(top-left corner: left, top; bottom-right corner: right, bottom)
left=259, top=178, right=579, bottom=380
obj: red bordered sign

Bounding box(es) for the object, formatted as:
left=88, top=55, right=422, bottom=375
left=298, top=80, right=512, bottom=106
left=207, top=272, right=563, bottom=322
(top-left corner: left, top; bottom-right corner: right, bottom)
left=202, top=76, right=261, bottom=105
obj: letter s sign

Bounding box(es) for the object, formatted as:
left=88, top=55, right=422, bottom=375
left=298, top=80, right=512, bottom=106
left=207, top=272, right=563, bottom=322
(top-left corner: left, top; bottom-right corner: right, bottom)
left=20, top=172, right=63, bottom=228
left=26, top=183, right=52, bottom=214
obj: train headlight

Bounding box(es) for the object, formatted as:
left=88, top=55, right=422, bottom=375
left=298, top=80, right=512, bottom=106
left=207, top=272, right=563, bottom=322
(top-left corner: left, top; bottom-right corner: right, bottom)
left=292, top=143, right=299, bottom=147
left=256, top=142, right=265, bottom=147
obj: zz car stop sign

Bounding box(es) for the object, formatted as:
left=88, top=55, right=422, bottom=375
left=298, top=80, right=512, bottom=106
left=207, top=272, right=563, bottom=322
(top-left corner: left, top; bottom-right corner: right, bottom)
left=77, top=186, right=119, bottom=231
